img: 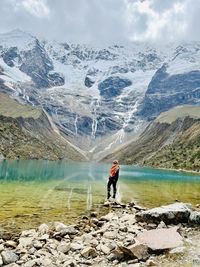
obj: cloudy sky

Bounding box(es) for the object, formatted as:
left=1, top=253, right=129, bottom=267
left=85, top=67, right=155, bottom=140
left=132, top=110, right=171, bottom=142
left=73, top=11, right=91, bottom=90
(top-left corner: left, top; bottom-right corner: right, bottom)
left=0, top=0, right=200, bottom=45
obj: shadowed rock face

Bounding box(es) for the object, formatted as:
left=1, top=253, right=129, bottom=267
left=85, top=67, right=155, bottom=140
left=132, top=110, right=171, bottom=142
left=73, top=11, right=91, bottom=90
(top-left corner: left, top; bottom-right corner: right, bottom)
left=19, top=41, right=64, bottom=88
left=98, top=76, right=132, bottom=98
left=2, top=47, right=20, bottom=67
left=139, top=64, right=200, bottom=119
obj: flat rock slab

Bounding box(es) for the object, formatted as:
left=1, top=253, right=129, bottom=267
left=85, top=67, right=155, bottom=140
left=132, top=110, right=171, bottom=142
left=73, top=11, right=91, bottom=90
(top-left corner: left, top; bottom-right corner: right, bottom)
left=136, top=227, right=183, bottom=251
left=136, top=202, right=191, bottom=224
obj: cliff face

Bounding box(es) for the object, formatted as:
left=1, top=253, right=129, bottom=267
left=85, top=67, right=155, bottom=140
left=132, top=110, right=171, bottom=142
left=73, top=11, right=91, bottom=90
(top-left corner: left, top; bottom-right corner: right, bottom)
left=103, top=106, right=200, bottom=171
left=0, top=93, right=85, bottom=161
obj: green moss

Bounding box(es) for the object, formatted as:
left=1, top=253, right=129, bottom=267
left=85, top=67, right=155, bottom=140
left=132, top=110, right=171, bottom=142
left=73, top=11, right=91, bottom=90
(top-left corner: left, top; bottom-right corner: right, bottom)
left=0, top=93, right=41, bottom=119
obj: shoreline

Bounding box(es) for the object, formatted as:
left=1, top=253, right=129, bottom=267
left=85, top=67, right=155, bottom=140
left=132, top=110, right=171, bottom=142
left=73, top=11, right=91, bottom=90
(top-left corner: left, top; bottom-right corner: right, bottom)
left=0, top=201, right=200, bottom=266
left=142, top=164, right=200, bottom=175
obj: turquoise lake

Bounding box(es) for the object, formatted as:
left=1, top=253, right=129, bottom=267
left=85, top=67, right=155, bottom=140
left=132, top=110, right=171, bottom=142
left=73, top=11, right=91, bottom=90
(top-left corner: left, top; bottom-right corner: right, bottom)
left=0, top=160, right=200, bottom=232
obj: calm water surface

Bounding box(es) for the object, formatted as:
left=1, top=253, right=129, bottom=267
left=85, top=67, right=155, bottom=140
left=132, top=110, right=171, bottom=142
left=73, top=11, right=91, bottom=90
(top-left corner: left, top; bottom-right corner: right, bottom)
left=0, top=160, right=200, bottom=232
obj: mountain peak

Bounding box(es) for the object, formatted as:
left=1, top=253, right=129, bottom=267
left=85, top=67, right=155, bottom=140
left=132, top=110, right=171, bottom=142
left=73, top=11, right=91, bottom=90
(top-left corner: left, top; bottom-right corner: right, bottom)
left=0, top=29, right=36, bottom=50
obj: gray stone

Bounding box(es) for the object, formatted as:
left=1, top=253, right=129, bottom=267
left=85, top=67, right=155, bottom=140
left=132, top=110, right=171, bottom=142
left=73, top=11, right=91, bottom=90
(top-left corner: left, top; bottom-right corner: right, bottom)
left=189, top=211, right=200, bottom=225
left=91, top=218, right=99, bottom=224
left=32, top=240, right=43, bottom=249
left=100, top=244, right=110, bottom=254
left=0, top=244, right=4, bottom=253
left=18, top=237, right=33, bottom=248
left=21, top=229, right=37, bottom=238
left=38, top=223, right=49, bottom=235
left=61, top=226, right=79, bottom=236
left=81, top=247, right=97, bottom=258
left=70, top=242, right=83, bottom=251
left=23, top=260, right=37, bottom=267
left=136, top=227, right=183, bottom=251
left=128, top=264, right=140, bottom=267
left=63, top=259, right=76, bottom=267
left=136, top=203, right=192, bottom=224
left=0, top=255, right=3, bottom=267
left=1, top=251, right=19, bottom=264
left=54, top=222, right=68, bottom=232
left=4, top=264, right=19, bottom=267
left=5, top=241, right=17, bottom=248
left=103, top=231, right=117, bottom=239
left=157, top=221, right=167, bottom=229
left=40, top=258, right=52, bottom=266
left=57, top=241, right=71, bottom=254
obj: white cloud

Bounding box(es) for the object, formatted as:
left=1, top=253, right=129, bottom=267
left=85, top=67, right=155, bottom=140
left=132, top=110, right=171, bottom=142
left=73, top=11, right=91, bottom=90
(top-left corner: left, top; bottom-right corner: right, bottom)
left=17, top=0, right=50, bottom=18
left=124, top=0, right=188, bottom=42
left=0, top=0, right=199, bottom=44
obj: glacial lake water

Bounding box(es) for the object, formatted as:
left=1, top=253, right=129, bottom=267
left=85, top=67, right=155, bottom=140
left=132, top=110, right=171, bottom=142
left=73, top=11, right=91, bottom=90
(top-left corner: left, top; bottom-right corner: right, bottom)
left=0, top=160, right=200, bottom=233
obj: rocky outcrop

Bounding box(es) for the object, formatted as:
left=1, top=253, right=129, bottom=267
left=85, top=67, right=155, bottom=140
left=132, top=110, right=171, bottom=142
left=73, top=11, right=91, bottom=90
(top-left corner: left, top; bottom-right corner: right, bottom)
left=139, top=64, right=200, bottom=119
left=135, top=203, right=192, bottom=224
left=98, top=76, right=132, bottom=98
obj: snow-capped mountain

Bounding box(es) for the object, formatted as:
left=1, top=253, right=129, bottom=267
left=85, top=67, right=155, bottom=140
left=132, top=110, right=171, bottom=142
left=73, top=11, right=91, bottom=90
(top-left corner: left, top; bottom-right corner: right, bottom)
left=0, top=29, right=200, bottom=159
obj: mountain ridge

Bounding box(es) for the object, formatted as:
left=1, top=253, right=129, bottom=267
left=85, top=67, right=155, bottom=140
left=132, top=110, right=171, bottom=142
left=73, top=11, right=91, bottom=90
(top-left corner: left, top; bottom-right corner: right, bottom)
left=0, top=29, right=200, bottom=160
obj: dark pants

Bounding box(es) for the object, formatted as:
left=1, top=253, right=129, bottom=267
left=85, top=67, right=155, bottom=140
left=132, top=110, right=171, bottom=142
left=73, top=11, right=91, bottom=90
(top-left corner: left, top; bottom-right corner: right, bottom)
left=107, top=177, right=117, bottom=199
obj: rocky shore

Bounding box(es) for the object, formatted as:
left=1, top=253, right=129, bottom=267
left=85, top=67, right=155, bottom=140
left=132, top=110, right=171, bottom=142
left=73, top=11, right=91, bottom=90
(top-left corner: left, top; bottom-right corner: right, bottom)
left=0, top=202, right=200, bottom=267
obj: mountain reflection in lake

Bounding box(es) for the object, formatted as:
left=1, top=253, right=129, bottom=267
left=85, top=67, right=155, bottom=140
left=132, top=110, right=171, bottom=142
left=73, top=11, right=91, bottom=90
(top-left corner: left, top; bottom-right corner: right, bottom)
left=0, top=160, right=200, bottom=232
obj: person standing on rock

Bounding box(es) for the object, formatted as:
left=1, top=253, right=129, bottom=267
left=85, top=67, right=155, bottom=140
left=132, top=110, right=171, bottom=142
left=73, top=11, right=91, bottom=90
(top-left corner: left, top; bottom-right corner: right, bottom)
left=107, top=160, right=120, bottom=201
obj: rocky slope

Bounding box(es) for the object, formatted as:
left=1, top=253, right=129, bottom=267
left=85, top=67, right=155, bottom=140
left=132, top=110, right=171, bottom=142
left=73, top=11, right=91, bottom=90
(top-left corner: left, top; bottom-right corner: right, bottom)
left=1, top=30, right=200, bottom=159
left=0, top=93, right=85, bottom=161
left=103, top=105, right=200, bottom=171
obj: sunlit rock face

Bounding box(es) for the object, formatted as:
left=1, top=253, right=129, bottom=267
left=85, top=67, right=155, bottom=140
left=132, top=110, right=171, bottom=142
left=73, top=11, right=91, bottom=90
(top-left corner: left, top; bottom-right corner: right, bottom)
left=1, top=30, right=200, bottom=157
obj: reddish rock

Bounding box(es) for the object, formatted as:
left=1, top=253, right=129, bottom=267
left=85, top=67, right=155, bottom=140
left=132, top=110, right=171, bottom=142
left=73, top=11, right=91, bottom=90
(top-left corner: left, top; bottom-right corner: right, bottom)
left=136, top=227, right=183, bottom=251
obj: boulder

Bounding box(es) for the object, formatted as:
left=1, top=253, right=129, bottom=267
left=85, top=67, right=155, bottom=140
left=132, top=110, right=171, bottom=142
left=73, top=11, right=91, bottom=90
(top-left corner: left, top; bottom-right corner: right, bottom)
left=189, top=211, right=200, bottom=225
left=1, top=251, right=19, bottom=265
left=136, top=203, right=191, bottom=224
left=136, top=227, right=183, bottom=251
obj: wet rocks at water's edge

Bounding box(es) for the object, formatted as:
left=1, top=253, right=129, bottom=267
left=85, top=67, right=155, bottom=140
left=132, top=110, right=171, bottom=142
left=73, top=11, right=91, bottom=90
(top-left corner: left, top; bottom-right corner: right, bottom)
left=0, top=202, right=199, bottom=267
